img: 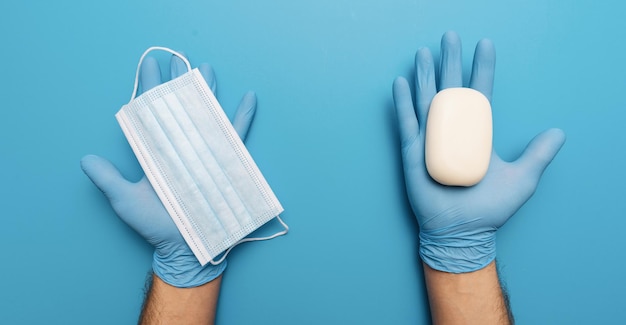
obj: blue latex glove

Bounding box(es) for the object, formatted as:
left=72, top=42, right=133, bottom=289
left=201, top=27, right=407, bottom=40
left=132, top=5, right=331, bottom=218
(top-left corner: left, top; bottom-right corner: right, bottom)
left=393, top=31, right=566, bottom=273
left=81, top=53, right=257, bottom=287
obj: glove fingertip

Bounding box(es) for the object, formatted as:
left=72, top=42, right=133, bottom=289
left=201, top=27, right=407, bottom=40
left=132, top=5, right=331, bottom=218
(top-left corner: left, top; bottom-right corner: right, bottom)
left=393, top=75, right=408, bottom=88
left=238, top=91, right=257, bottom=117
left=80, top=155, right=130, bottom=198
left=443, top=30, right=460, bottom=38
left=475, top=38, right=495, bottom=53
left=415, top=47, right=434, bottom=68
left=392, top=77, right=411, bottom=103
left=545, top=127, right=567, bottom=144
left=170, top=51, right=189, bottom=79
left=232, top=91, right=258, bottom=141
left=140, top=57, right=162, bottom=94
left=441, top=30, right=462, bottom=48
left=517, top=128, right=567, bottom=178
left=80, top=154, right=104, bottom=176
left=392, top=77, right=420, bottom=149
left=198, top=63, right=217, bottom=93
left=243, top=90, right=257, bottom=105
left=535, top=128, right=567, bottom=158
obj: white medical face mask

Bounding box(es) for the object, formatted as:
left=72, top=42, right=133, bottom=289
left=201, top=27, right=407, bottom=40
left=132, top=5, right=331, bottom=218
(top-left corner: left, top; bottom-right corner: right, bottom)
left=116, top=47, right=288, bottom=266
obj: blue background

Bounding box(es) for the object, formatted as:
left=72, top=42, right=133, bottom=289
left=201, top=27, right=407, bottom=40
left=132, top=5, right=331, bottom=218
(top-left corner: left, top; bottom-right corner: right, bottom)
left=1, top=0, right=624, bottom=324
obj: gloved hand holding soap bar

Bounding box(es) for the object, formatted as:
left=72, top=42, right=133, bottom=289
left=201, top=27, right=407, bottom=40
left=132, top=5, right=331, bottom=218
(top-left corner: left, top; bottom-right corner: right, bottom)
left=393, top=31, right=566, bottom=273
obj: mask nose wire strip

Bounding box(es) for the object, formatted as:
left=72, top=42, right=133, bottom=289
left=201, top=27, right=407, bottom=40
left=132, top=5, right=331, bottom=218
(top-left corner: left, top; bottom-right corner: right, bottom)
left=209, top=216, right=290, bottom=265
left=129, top=46, right=193, bottom=102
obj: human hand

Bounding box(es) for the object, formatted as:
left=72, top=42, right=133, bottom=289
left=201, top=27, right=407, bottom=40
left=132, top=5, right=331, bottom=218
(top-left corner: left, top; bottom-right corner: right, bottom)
left=393, top=31, right=566, bottom=273
left=81, top=53, right=257, bottom=287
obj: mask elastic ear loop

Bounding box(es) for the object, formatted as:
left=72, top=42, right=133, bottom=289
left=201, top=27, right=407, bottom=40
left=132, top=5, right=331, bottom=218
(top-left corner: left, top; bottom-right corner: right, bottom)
left=129, top=46, right=192, bottom=101
left=208, top=216, right=290, bottom=265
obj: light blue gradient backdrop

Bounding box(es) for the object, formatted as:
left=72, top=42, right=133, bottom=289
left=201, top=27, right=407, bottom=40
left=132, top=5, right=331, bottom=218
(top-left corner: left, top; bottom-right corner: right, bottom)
left=1, top=1, right=624, bottom=324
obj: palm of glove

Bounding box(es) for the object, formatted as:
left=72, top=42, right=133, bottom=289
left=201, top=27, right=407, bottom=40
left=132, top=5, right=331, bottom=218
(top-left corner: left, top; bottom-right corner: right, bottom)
left=404, top=144, right=536, bottom=234
left=82, top=53, right=257, bottom=286
left=393, top=32, right=566, bottom=272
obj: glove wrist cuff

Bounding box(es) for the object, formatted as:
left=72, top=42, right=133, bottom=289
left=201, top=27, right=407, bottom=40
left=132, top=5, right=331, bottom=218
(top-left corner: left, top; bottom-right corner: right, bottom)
left=419, top=231, right=496, bottom=273
left=152, top=250, right=227, bottom=288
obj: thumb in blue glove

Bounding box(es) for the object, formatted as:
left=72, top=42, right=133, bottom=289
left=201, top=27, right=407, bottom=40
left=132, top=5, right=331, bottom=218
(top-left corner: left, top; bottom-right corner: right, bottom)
left=81, top=53, right=257, bottom=287
left=393, top=31, right=566, bottom=273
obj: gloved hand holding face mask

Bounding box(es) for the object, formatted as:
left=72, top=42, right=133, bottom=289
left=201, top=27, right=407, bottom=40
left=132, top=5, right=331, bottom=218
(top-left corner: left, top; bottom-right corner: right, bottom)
left=393, top=31, right=566, bottom=273
left=81, top=53, right=258, bottom=287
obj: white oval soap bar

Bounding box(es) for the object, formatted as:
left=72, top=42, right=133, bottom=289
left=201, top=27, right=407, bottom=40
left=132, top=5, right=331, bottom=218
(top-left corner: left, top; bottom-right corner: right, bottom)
left=425, top=88, right=492, bottom=186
